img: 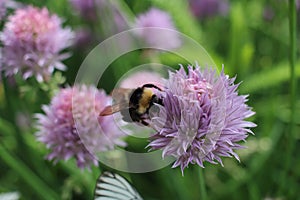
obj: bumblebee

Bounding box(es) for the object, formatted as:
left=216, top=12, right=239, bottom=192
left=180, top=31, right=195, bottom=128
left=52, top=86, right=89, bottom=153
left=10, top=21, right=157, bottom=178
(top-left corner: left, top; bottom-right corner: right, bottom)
left=100, top=84, right=163, bottom=126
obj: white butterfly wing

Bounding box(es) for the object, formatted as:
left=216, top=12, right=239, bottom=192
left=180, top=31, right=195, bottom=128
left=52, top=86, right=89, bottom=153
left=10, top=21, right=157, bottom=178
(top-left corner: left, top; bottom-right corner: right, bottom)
left=94, top=171, right=143, bottom=200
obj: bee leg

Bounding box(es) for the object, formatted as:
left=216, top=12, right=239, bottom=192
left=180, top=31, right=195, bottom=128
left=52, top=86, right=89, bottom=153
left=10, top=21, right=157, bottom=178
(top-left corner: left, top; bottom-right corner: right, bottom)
left=128, top=107, right=143, bottom=123
left=140, top=119, right=149, bottom=126
left=151, top=95, right=164, bottom=106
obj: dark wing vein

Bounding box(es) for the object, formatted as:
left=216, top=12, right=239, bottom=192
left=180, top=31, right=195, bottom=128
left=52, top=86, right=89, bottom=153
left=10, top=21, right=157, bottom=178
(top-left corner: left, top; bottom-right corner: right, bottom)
left=94, top=171, right=143, bottom=200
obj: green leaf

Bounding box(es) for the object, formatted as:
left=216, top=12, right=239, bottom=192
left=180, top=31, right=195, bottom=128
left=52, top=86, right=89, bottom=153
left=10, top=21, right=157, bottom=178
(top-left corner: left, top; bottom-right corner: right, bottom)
left=0, top=118, right=15, bottom=136
left=240, top=61, right=300, bottom=93
left=228, top=2, right=251, bottom=75
left=0, top=145, right=60, bottom=200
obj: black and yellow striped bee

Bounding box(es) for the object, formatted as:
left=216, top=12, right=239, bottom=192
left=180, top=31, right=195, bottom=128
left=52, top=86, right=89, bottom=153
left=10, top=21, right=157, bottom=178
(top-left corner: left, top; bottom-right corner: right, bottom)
left=100, top=84, right=163, bottom=126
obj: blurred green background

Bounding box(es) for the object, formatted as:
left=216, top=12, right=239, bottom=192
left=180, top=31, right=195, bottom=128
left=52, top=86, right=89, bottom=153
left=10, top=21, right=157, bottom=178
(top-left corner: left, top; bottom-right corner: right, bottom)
left=0, top=0, right=299, bottom=199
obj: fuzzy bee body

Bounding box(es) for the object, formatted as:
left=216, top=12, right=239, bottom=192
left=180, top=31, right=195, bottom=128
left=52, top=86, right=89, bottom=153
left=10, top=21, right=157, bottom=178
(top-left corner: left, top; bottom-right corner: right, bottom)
left=100, top=84, right=163, bottom=126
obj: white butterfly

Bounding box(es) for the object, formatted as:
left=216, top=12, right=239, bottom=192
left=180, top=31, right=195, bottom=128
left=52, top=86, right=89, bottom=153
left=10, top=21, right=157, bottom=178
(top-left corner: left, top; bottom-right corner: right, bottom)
left=94, top=171, right=143, bottom=200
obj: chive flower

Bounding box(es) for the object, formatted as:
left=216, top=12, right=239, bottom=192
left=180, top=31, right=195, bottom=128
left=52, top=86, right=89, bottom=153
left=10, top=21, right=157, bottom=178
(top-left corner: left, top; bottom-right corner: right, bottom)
left=35, top=85, right=126, bottom=169
left=134, top=8, right=181, bottom=49
left=148, top=64, right=256, bottom=173
left=0, top=6, right=74, bottom=82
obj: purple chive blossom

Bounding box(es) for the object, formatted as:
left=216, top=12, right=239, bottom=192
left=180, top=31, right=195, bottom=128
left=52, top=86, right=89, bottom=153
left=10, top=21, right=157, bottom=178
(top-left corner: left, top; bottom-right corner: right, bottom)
left=148, top=64, right=256, bottom=173
left=70, top=0, right=103, bottom=21
left=0, top=6, right=74, bottom=82
left=0, top=0, right=18, bottom=20
left=73, top=28, right=95, bottom=49
left=134, top=8, right=181, bottom=50
left=35, top=85, right=126, bottom=169
left=189, top=0, right=229, bottom=19
left=0, top=0, right=7, bottom=20
left=263, top=6, right=275, bottom=21
left=70, top=1, right=128, bottom=35
left=112, top=9, right=129, bottom=33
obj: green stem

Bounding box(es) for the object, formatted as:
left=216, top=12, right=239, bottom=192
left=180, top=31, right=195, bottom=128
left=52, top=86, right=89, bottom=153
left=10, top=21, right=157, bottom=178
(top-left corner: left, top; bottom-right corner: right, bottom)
left=198, top=168, right=208, bottom=200
left=0, top=145, right=60, bottom=200
left=1, top=75, right=59, bottom=189
left=61, top=162, right=96, bottom=191
left=288, top=0, right=297, bottom=141
left=285, top=0, right=297, bottom=170
left=280, top=0, right=297, bottom=196
left=2, top=75, right=48, bottom=177
left=1, top=74, right=15, bottom=123
left=1, top=74, right=27, bottom=152
left=110, top=0, right=135, bottom=25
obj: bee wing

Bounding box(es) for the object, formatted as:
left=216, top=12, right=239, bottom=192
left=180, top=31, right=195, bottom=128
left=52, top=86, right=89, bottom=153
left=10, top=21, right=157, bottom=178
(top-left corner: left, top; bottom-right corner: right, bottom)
left=111, top=88, right=134, bottom=103
left=100, top=102, right=129, bottom=116
left=100, top=88, right=133, bottom=116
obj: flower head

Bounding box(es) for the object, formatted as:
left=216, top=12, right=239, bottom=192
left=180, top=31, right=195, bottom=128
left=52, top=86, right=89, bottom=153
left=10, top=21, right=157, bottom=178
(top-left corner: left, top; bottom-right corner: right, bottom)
left=189, top=0, right=229, bottom=19
left=263, top=6, right=275, bottom=21
left=35, top=85, right=126, bottom=169
left=73, top=28, right=95, bottom=49
left=148, top=64, right=256, bottom=173
left=134, top=8, right=181, bottom=50
left=0, top=6, right=74, bottom=82
left=70, top=0, right=102, bottom=21
left=0, top=0, right=7, bottom=19
left=0, top=0, right=17, bottom=20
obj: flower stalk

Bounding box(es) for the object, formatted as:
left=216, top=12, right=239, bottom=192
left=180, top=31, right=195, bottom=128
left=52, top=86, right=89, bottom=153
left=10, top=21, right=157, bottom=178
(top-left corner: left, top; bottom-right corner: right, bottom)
left=280, top=0, right=298, bottom=194
left=0, top=145, right=60, bottom=200
left=288, top=0, right=297, bottom=143
left=278, top=0, right=297, bottom=195
left=198, top=168, right=208, bottom=200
